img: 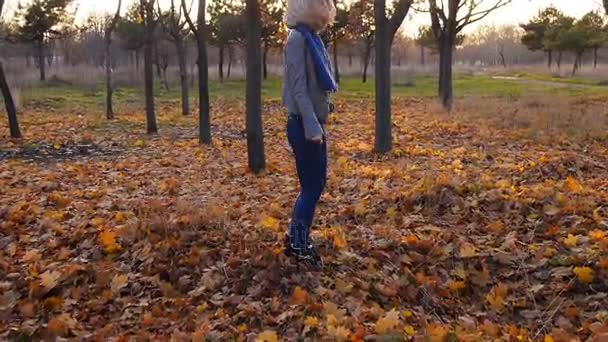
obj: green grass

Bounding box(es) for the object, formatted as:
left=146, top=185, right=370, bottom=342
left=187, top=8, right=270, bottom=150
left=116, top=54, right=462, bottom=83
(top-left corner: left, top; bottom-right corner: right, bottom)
left=6, top=73, right=608, bottom=114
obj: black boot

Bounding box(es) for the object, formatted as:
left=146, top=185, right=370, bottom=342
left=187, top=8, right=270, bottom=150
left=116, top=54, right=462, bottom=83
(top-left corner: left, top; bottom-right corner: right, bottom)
left=284, top=223, right=323, bottom=271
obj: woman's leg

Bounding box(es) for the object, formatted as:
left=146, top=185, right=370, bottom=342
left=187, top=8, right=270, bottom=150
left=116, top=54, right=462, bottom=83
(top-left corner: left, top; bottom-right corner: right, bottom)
left=287, top=116, right=327, bottom=249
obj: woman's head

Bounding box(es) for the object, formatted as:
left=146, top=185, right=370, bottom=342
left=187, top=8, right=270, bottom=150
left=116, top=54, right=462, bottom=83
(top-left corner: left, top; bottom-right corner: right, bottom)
left=285, top=0, right=336, bottom=32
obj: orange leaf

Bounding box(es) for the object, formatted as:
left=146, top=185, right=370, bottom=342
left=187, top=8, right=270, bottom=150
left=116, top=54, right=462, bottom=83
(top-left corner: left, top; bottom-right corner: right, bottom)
left=256, top=330, right=278, bottom=342
left=573, top=266, right=594, bottom=284
left=290, top=286, right=307, bottom=305
left=375, top=309, right=400, bottom=335
left=563, top=177, right=583, bottom=193
left=563, top=234, right=579, bottom=249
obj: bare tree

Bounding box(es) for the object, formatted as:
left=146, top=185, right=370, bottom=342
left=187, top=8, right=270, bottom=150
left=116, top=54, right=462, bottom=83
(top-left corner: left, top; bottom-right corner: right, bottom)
left=159, top=0, right=190, bottom=115
left=245, top=0, right=265, bottom=173
left=374, top=0, right=413, bottom=153
left=141, top=0, right=158, bottom=134
left=429, top=0, right=511, bottom=110
left=105, top=0, right=122, bottom=120
left=0, top=0, right=21, bottom=138
left=182, top=0, right=211, bottom=144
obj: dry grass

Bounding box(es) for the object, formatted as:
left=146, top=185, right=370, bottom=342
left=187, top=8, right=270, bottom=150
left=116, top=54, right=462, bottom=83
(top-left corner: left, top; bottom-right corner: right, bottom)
left=447, top=94, right=608, bottom=142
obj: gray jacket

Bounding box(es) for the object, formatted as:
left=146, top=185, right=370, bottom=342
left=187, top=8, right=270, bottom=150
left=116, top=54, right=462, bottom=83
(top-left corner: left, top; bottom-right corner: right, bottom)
left=282, top=30, right=331, bottom=140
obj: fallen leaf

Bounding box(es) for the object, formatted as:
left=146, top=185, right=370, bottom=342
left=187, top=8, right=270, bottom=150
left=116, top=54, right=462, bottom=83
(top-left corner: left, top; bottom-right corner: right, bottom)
left=40, top=270, right=62, bottom=292
left=256, top=330, right=278, bottom=342
left=110, top=274, right=129, bottom=295
left=573, top=266, right=594, bottom=284
left=290, top=286, right=307, bottom=305
left=375, top=309, right=400, bottom=335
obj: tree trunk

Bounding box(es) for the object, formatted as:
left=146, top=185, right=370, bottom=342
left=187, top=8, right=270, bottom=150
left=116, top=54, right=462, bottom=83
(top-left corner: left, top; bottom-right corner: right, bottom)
left=154, top=42, right=163, bottom=79
left=438, top=37, right=454, bottom=111
left=144, top=2, right=158, bottom=134
left=0, top=61, right=21, bottom=138
left=362, top=43, right=371, bottom=83
left=218, top=45, right=224, bottom=82
left=105, top=35, right=115, bottom=119
left=245, top=0, right=265, bottom=173
left=348, top=53, right=353, bottom=67
left=594, top=47, right=598, bottom=69
left=227, top=47, right=232, bottom=79
left=37, top=40, right=46, bottom=81
left=333, top=39, right=340, bottom=84
left=420, top=46, right=425, bottom=66
left=176, top=38, right=190, bottom=115
left=197, top=37, right=211, bottom=143
left=263, top=41, right=268, bottom=80
left=572, top=52, right=580, bottom=76
left=547, top=50, right=553, bottom=69
left=374, top=29, right=391, bottom=153
left=557, top=51, right=562, bottom=69
left=161, top=63, right=169, bottom=91
left=499, top=51, right=506, bottom=68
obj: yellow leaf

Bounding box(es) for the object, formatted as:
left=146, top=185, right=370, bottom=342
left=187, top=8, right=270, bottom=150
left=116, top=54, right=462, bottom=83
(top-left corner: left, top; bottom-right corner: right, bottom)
left=256, top=330, right=278, bottom=342
left=404, top=325, right=415, bottom=336
left=426, top=323, right=449, bottom=340
left=134, top=139, right=146, bottom=147
left=563, top=177, right=583, bottom=193
left=40, top=270, right=61, bottom=291
left=333, top=229, right=347, bottom=249
left=386, top=207, right=397, bottom=218
left=447, top=280, right=466, bottom=292
left=375, top=309, right=400, bottom=335
left=563, top=234, right=579, bottom=248
left=573, top=266, right=594, bottom=284
left=259, top=216, right=280, bottom=231
left=90, top=217, right=105, bottom=227
left=589, top=230, right=606, bottom=242
left=304, top=316, right=320, bottom=328
left=290, top=286, right=307, bottom=305
left=327, top=325, right=351, bottom=340
left=196, top=303, right=208, bottom=312
left=110, top=274, right=128, bottom=295
left=99, top=229, right=122, bottom=254
left=459, top=243, right=478, bottom=258
left=544, top=335, right=555, bottom=342
left=402, top=310, right=413, bottom=319
left=486, top=284, right=508, bottom=313
left=115, top=212, right=129, bottom=224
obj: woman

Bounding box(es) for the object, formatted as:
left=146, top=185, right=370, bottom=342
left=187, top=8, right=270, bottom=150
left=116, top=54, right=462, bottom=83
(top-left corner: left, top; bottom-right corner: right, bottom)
left=282, top=0, right=338, bottom=269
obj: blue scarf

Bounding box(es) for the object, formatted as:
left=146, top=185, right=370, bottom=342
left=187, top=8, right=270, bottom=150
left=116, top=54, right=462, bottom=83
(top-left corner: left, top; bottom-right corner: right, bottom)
left=293, top=24, right=338, bottom=93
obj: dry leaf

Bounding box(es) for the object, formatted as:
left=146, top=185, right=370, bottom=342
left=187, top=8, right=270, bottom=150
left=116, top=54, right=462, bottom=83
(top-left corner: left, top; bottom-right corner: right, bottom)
left=40, top=270, right=62, bottom=291
left=290, top=286, right=307, bottom=305
left=256, top=330, right=278, bottom=342
left=573, top=266, right=594, bottom=284
left=375, top=309, right=400, bottom=335
left=111, top=274, right=129, bottom=294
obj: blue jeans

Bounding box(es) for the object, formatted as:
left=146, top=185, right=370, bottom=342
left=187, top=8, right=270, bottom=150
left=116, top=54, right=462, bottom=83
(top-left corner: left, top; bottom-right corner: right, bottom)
left=287, top=115, right=327, bottom=249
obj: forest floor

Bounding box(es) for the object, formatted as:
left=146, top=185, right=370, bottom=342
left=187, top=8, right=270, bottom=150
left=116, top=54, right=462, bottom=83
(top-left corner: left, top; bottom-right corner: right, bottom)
left=2, top=81, right=608, bottom=341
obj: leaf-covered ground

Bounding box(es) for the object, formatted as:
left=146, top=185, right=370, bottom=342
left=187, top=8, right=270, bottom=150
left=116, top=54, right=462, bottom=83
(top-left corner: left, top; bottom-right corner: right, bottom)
left=1, top=97, right=608, bottom=341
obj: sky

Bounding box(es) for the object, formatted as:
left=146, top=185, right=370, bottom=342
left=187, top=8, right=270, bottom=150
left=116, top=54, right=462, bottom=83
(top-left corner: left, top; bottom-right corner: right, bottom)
left=2, top=0, right=604, bottom=36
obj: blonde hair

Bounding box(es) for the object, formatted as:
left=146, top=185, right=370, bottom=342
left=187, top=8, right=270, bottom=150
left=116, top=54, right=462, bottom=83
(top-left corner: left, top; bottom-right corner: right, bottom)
left=285, top=0, right=336, bottom=31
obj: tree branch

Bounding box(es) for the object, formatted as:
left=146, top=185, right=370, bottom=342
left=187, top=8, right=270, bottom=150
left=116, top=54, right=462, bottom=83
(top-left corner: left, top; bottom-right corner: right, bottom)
left=181, top=0, right=199, bottom=40
left=388, top=0, right=413, bottom=39
left=106, top=0, right=121, bottom=37
left=456, top=0, right=512, bottom=32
